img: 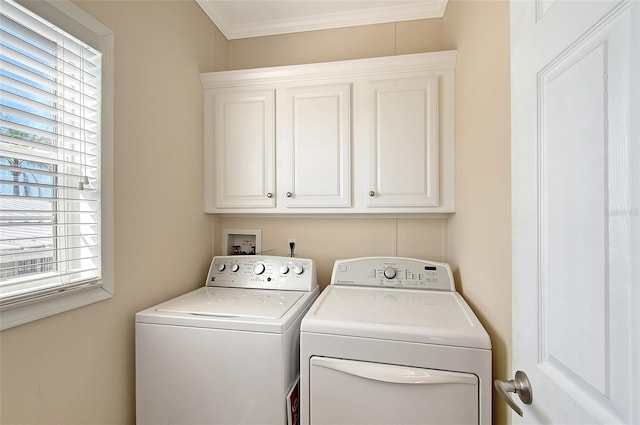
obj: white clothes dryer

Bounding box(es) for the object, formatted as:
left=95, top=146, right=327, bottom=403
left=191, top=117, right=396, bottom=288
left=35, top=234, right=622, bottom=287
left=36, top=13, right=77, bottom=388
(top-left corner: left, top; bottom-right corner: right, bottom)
left=300, top=257, right=491, bottom=425
left=136, top=255, right=319, bottom=425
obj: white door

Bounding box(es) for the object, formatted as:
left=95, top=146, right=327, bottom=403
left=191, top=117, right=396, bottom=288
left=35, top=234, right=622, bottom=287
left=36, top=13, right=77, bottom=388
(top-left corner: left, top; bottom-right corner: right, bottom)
left=509, top=0, right=639, bottom=423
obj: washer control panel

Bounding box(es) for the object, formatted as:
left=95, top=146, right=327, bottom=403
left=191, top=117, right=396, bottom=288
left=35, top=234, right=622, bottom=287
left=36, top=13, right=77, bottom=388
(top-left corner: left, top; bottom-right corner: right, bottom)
left=207, top=255, right=317, bottom=291
left=330, top=257, right=455, bottom=291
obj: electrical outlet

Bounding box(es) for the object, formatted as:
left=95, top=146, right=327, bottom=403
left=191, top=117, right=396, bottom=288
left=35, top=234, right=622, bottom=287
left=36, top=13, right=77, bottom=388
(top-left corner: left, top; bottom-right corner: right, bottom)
left=288, top=239, right=297, bottom=256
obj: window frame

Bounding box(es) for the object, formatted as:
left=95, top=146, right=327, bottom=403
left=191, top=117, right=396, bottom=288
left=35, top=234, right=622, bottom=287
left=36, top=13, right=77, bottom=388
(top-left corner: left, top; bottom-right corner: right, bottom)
left=0, top=0, right=114, bottom=330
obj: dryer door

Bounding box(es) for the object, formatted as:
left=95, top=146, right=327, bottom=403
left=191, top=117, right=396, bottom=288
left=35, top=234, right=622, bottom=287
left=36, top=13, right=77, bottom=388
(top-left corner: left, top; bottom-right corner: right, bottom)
left=310, top=357, right=478, bottom=425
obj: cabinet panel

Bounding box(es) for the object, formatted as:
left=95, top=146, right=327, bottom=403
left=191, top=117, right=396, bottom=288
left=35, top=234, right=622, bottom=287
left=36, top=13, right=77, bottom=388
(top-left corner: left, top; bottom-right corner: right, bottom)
left=211, top=90, right=275, bottom=208
left=281, top=84, right=351, bottom=208
left=367, top=76, right=439, bottom=207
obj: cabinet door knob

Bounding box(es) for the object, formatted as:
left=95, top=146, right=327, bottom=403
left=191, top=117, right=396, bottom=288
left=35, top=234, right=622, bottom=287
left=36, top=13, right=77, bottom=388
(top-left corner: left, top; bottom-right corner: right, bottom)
left=266, top=192, right=273, bottom=198
left=369, top=191, right=375, bottom=197
left=286, top=192, right=293, bottom=198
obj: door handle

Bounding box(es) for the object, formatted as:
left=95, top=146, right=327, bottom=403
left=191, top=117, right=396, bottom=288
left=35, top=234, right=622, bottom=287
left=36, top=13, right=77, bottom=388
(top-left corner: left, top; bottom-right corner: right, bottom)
left=314, top=357, right=477, bottom=385
left=494, top=370, right=532, bottom=417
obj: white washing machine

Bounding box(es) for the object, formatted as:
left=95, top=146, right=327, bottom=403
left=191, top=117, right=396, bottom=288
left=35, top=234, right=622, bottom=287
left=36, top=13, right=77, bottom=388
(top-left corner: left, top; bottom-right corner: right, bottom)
left=136, top=255, right=319, bottom=425
left=300, top=257, right=492, bottom=425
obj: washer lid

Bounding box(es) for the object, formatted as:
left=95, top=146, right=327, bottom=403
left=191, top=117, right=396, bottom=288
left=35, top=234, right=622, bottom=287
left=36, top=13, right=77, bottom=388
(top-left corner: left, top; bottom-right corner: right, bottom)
left=156, top=287, right=304, bottom=319
left=301, top=286, right=491, bottom=350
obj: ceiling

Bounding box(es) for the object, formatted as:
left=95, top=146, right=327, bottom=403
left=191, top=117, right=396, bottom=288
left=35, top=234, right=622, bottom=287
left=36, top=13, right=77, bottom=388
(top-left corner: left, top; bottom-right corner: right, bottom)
left=195, top=0, right=448, bottom=40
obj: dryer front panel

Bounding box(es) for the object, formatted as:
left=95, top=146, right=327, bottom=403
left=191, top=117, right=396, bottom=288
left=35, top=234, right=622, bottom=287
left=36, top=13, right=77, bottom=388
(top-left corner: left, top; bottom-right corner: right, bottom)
left=309, top=356, right=479, bottom=425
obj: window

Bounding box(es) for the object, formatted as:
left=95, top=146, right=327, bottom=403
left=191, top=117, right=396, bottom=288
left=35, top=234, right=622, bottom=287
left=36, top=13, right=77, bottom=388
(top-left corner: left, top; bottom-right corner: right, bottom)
left=0, top=0, right=113, bottom=330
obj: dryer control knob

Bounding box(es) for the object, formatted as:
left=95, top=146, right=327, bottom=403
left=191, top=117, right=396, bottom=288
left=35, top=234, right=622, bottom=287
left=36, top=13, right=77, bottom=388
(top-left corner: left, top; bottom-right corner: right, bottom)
left=293, top=265, right=304, bottom=275
left=230, top=264, right=240, bottom=272
left=253, top=263, right=266, bottom=275
left=280, top=265, right=290, bottom=274
left=216, top=263, right=226, bottom=272
left=383, top=267, right=397, bottom=279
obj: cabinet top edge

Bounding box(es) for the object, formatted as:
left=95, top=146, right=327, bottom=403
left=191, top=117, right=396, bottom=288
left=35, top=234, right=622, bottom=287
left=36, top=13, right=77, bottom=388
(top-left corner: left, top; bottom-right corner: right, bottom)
left=200, top=50, right=457, bottom=88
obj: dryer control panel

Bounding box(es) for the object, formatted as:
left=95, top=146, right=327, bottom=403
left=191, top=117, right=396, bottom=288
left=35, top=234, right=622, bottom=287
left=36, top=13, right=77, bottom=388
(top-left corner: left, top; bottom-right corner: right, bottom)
left=330, top=257, right=455, bottom=291
left=207, top=255, right=317, bottom=291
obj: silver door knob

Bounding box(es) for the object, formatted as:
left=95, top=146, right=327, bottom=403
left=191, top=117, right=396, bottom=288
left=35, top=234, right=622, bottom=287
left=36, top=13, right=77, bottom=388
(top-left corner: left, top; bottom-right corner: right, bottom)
left=494, top=370, right=532, bottom=417
left=286, top=192, right=292, bottom=197
left=266, top=192, right=273, bottom=198
left=369, top=191, right=375, bottom=197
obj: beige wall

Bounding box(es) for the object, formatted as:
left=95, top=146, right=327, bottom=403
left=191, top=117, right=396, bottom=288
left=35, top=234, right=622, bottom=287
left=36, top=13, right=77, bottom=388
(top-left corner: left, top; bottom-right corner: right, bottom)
left=443, top=1, right=512, bottom=424
left=214, top=217, right=448, bottom=286
left=1, top=2, right=512, bottom=425
left=0, top=2, right=225, bottom=424
left=228, top=19, right=443, bottom=69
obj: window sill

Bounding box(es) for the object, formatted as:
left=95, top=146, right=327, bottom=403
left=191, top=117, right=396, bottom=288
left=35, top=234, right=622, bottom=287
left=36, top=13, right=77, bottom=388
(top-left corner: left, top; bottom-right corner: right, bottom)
left=0, top=284, right=112, bottom=331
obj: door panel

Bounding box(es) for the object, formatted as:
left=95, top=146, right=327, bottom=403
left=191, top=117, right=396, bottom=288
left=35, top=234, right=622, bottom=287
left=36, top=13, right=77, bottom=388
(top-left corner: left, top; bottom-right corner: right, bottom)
left=541, top=36, right=608, bottom=397
left=511, top=0, right=638, bottom=423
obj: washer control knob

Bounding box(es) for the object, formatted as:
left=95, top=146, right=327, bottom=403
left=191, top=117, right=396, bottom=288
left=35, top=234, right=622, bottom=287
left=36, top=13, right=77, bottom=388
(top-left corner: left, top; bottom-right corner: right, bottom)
left=293, top=264, right=304, bottom=275
left=216, top=263, right=226, bottom=272
left=383, top=267, right=396, bottom=279
left=253, top=263, right=266, bottom=275
left=280, top=265, right=290, bottom=274
left=230, top=264, right=240, bottom=272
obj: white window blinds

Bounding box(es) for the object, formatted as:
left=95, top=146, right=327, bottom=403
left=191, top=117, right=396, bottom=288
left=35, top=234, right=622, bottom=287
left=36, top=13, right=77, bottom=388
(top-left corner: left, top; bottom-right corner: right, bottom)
left=0, top=0, right=102, bottom=305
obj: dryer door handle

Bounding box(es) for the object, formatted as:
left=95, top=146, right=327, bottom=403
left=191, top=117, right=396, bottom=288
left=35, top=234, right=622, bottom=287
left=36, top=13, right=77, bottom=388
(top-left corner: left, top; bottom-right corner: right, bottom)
left=313, top=357, right=477, bottom=385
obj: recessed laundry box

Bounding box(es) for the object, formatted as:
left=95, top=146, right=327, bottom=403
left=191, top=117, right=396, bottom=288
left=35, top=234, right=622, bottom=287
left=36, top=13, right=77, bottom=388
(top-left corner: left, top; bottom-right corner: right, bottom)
left=136, top=255, right=319, bottom=425
left=300, top=257, right=492, bottom=425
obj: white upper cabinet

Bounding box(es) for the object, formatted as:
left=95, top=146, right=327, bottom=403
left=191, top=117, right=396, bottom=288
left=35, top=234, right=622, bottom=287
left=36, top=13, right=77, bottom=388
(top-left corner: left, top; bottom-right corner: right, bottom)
left=279, top=83, right=352, bottom=208
left=366, top=76, right=440, bottom=207
left=204, top=88, right=275, bottom=209
left=201, top=51, right=456, bottom=215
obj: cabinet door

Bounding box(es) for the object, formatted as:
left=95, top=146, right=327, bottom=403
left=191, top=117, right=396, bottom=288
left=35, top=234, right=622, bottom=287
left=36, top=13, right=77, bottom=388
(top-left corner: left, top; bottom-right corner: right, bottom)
left=280, top=83, right=351, bottom=208
left=367, top=76, right=439, bottom=207
left=206, top=89, right=276, bottom=209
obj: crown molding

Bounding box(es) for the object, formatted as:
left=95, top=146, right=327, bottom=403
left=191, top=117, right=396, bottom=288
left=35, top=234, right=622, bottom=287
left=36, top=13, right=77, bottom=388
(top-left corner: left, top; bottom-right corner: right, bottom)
left=196, top=1, right=448, bottom=40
